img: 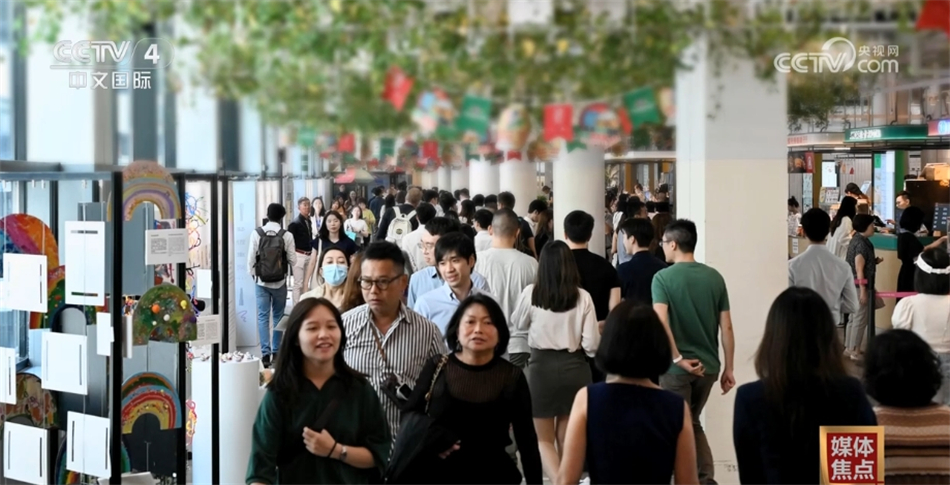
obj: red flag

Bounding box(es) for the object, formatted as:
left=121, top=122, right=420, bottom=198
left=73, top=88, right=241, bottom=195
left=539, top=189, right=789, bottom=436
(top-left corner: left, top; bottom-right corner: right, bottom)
left=544, top=104, right=574, bottom=141
left=421, top=140, right=440, bottom=161
left=917, top=0, right=950, bottom=36
left=338, top=133, right=356, bottom=153
left=506, top=151, right=522, bottom=161
left=382, top=66, right=414, bottom=111
left=617, top=107, right=633, bottom=135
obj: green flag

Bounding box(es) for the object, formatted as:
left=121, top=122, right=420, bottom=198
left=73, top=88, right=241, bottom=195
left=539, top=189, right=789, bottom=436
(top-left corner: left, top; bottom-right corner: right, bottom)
left=455, top=95, right=492, bottom=142
left=298, top=127, right=316, bottom=147
left=379, top=138, right=396, bottom=158
left=567, top=140, right=587, bottom=152
left=623, top=88, right=662, bottom=126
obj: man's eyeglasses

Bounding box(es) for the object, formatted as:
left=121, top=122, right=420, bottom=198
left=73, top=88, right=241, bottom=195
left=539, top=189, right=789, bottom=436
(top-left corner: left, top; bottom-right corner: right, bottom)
left=418, top=242, right=436, bottom=251
left=660, top=239, right=672, bottom=246
left=359, top=275, right=404, bottom=290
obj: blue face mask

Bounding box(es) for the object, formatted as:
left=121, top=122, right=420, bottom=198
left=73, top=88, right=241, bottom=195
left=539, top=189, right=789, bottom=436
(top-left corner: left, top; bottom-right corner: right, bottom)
left=323, top=264, right=348, bottom=287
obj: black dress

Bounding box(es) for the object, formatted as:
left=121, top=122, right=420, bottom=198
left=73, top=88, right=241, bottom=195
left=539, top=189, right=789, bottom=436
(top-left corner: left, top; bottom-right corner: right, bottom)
left=896, top=232, right=924, bottom=295
left=403, top=354, right=543, bottom=484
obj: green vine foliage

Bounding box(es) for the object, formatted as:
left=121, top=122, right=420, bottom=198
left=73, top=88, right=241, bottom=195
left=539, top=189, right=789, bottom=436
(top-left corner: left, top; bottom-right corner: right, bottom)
left=21, top=0, right=918, bottom=137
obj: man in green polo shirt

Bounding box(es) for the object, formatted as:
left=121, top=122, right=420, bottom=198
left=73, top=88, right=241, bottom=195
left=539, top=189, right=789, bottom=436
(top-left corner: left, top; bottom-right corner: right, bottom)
left=652, top=219, right=736, bottom=485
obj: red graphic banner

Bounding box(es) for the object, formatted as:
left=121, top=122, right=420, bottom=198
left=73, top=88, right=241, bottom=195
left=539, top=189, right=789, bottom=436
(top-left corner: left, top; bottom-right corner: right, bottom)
left=544, top=104, right=574, bottom=141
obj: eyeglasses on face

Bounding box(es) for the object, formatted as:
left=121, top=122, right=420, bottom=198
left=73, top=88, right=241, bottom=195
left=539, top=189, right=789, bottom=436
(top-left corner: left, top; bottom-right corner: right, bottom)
left=418, top=242, right=436, bottom=251
left=359, top=275, right=403, bottom=290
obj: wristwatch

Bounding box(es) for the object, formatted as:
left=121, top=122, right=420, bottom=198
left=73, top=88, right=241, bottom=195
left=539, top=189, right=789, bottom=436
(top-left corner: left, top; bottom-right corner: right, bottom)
left=340, top=445, right=348, bottom=463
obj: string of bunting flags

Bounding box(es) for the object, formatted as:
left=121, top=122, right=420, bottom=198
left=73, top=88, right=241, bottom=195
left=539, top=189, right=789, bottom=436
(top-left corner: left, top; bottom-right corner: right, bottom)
left=296, top=66, right=674, bottom=173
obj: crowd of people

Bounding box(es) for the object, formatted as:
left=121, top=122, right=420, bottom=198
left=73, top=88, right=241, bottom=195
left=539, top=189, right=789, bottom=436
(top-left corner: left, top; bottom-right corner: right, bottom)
left=244, top=181, right=949, bottom=485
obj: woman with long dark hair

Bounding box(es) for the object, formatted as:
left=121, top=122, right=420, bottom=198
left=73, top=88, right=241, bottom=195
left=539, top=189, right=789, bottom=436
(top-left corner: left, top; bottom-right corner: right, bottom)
left=304, top=211, right=359, bottom=291
left=733, top=287, right=876, bottom=484
left=458, top=199, right=476, bottom=226
left=312, top=197, right=327, bottom=234
left=511, top=241, right=599, bottom=482
left=300, top=247, right=351, bottom=311
left=534, top=209, right=554, bottom=256
left=828, top=196, right=857, bottom=259
left=247, top=298, right=391, bottom=485
left=395, top=295, right=542, bottom=484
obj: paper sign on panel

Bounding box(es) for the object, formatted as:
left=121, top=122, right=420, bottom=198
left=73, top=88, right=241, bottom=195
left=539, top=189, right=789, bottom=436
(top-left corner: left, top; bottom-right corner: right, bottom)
left=41, top=332, right=88, bottom=395
left=144, top=228, right=189, bottom=265
left=1, top=253, right=47, bottom=313
left=64, top=221, right=106, bottom=306
left=4, top=422, right=48, bottom=485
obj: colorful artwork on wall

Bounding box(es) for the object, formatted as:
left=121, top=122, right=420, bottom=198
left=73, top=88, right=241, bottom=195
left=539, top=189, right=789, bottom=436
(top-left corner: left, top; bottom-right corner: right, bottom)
left=106, top=160, right=182, bottom=222
left=131, top=284, right=198, bottom=345
left=54, top=438, right=130, bottom=484
left=0, top=213, right=59, bottom=275
left=0, top=374, right=58, bottom=431
left=120, top=372, right=183, bottom=434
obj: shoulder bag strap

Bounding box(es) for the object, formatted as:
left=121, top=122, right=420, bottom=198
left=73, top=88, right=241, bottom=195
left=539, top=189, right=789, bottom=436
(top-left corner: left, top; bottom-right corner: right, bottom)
left=370, top=326, right=395, bottom=375
left=424, top=355, right=450, bottom=414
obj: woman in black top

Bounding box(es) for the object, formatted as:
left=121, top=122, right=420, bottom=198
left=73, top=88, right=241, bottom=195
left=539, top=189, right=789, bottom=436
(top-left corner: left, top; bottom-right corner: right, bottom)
left=304, top=211, right=359, bottom=289
left=557, top=301, right=697, bottom=485
left=896, top=207, right=926, bottom=295
left=534, top=209, right=553, bottom=255
left=401, top=295, right=542, bottom=484
left=733, top=287, right=876, bottom=484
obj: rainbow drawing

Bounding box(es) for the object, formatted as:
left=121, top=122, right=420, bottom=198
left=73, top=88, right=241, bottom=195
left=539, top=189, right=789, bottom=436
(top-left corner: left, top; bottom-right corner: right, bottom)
left=132, top=284, right=198, bottom=345
left=0, top=374, right=58, bottom=431
left=55, top=438, right=130, bottom=484
left=121, top=372, right=182, bottom=434
left=106, top=160, right=182, bottom=222
left=0, top=213, right=60, bottom=274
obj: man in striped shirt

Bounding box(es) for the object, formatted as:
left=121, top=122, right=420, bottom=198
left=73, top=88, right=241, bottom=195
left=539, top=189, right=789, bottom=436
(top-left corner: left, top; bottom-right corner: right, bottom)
left=342, top=241, right=447, bottom=439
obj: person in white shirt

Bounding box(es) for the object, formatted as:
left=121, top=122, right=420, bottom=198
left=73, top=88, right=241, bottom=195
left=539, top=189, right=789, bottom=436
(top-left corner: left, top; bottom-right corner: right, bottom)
left=525, top=199, right=548, bottom=236
left=474, top=208, right=539, bottom=369
left=247, top=203, right=297, bottom=367
left=788, top=208, right=859, bottom=327
left=892, top=247, right=950, bottom=404
left=399, top=203, right=437, bottom=273
left=473, top=208, right=494, bottom=253
left=827, top=196, right=857, bottom=259
left=344, top=206, right=370, bottom=246
left=510, top=240, right=599, bottom=482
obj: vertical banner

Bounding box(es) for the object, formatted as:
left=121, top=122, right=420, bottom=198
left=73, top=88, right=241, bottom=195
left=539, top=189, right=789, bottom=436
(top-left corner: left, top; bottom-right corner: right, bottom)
left=456, top=95, right=493, bottom=144
left=297, top=127, right=316, bottom=147
left=805, top=152, right=815, bottom=173
left=421, top=140, right=440, bottom=161
left=382, top=66, right=414, bottom=111
left=338, top=133, right=356, bottom=153
left=623, top=88, right=662, bottom=126
left=232, top=181, right=259, bottom=347
left=544, top=104, right=574, bottom=141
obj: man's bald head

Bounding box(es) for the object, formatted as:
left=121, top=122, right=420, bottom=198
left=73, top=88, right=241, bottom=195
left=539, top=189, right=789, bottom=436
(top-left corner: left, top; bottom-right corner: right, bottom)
left=491, top=208, right=521, bottom=238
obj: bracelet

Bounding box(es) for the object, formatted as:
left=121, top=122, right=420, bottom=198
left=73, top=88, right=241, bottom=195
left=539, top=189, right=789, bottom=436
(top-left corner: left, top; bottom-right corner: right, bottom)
left=327, top=441, right=338, bottom=458
left=672, top=355, right=683, bottom=364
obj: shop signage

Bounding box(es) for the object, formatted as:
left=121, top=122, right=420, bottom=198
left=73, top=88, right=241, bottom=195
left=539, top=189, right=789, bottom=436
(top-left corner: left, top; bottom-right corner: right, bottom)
left=787, top=132, right=845, bottom=147
left=845, top=125, right=930, bottom=142
left=928, top=119, right=950, bottom=137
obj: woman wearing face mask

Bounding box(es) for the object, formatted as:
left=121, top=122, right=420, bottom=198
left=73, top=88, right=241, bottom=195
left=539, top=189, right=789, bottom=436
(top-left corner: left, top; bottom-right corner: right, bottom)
left=301, top=248, right=351, bottom=311
left=392, top=295, right=542, bottom=484
left=247, top=298, right=392, bottom=485
left=305, top=212, right=358, bottom=291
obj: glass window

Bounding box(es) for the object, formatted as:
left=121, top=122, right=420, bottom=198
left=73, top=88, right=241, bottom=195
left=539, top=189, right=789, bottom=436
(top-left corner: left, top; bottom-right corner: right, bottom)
left=0, top=0, right=14, bottom=159
left=0, top=182, right=29, bottom=365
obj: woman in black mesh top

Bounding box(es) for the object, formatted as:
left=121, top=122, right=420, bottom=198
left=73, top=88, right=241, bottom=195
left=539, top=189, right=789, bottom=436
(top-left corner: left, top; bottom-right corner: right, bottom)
left=400, top=294, right=542, bottom=484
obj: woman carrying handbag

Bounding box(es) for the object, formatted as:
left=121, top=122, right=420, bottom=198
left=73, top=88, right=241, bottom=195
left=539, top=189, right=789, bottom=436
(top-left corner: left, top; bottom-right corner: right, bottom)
left=386, top=295, right=542, bottom=484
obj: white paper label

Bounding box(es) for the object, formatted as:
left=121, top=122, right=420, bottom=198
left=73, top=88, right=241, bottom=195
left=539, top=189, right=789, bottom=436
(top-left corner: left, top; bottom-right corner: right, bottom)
left=193, top=314, right=221, bottom=346
left=144, top=228, right=189, bottom=265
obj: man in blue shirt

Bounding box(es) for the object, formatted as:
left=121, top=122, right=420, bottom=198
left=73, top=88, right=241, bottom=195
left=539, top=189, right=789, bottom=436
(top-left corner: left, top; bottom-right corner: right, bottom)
left=407, top=217, right=491, bottom=307
left=413, top=233, right=491, bottom=333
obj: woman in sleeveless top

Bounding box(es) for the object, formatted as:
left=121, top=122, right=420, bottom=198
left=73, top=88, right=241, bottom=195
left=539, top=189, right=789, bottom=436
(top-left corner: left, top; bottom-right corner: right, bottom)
left=557, top=301, right=697, bottom=485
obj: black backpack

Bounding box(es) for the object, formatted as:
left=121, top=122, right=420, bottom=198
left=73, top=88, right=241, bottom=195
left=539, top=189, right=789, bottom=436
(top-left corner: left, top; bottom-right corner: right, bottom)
left=254, top=227, right=288, bottom=283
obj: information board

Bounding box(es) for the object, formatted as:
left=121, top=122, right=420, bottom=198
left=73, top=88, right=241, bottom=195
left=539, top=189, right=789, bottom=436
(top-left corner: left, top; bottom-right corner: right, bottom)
left=935, top=203, right=950, bottom=236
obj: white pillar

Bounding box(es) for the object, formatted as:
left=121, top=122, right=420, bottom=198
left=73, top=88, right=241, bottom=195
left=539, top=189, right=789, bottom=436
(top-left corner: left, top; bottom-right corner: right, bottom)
left=437, top=166, right=452, bottom=192
left=543, top=162, right=554, bottom=189
left=468, top=158, right=500, bottom=197
left=674, top=36, right=787, bottom=483
left=499, top=155, right=537, bottom=216
left=553, top=145, right=605, bottom=257
left=450, top=167, right=470, bottom=193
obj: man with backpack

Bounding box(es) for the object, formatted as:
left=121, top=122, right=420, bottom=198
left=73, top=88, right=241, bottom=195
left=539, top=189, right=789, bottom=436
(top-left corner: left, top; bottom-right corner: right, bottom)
left=375, top=186, right=423, bottom=243
left=246, top=203, right=296, bottom=368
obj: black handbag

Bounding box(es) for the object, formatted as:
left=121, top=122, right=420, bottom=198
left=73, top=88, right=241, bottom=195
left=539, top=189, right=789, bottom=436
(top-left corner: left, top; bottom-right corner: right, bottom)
left=384, top=355, right=449, bottom=484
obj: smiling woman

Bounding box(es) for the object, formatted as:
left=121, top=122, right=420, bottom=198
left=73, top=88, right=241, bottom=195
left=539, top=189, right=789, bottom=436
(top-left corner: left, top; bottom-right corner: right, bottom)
left=247, top=298, right=392, bottom=485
